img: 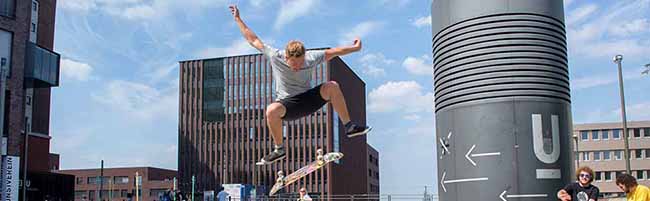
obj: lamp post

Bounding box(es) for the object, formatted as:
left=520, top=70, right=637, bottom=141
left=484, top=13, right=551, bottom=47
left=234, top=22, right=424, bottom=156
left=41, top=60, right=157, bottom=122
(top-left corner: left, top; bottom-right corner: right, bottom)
left=613, top=54, right=631, bottom=174
left=573, top=134, right=580, bottom=168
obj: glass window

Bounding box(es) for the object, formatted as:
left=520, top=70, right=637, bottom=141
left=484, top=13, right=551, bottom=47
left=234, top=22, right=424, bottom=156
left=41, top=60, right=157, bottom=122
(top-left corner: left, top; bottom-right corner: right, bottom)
left=333, top=110, right=340, bottom=164
left=613, top=129, right=621, bottom=139
left=74, top=191, right=86, bottom=199
left=583, top=152, right=590, bottom=161
left=87, top=177, right=97, bottom=184
left=592, top=130, right=600, bottom=140
left=203, top=59, right=226, bottom=122
left=581, top=131, right=589, bottom=140
left=605, top=172, right=612, bottom=181
left=0, top=0, right=15, bottom=17
left=634, top=128, right=641, bottom=138
left=644, top=128, right=650, bottom=137
left=113, top=176, right=129, bottom=184
left=615, top=150, right=622, bottom=160
left=646, top=149, right=650, bottom=159
left=595, top=171, right=602, bottom=181
left=594, top=151, right=601, bottom=161
left=603, top=151, right=611, bottom=160
left=602, top=130, right=609, bottom=140
left=76, top=177, right=84, bottom=184
left=636, top=170, right=645, bottom=180
left=635, top=150, right=643, bottom=159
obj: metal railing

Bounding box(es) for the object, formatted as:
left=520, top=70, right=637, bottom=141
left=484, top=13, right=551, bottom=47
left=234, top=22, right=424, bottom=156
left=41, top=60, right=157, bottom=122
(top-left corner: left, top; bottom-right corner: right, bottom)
left=197, top=194, right=439, bottom=201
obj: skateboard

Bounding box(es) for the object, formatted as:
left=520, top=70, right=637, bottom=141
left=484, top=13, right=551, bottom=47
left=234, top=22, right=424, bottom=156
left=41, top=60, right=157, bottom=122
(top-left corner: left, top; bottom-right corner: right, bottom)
left=268, top=149, right=344, bottom=196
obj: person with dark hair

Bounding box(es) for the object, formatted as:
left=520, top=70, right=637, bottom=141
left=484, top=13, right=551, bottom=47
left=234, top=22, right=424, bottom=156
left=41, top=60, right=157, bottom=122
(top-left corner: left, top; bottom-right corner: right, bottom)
left=616, top=173, right=650, bottom=201
left=557, top=166, right=600, bottom=201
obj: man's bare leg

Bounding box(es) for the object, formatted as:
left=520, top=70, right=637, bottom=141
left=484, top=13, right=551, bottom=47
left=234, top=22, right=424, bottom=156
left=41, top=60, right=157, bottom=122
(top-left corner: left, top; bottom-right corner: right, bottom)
left=320, top=81, right=371, bottom=137
left=265, top=103, right=286, bottom=146
left=257, top=102, right=287, bottom=165
left=320, top=81, right=351, bottom=124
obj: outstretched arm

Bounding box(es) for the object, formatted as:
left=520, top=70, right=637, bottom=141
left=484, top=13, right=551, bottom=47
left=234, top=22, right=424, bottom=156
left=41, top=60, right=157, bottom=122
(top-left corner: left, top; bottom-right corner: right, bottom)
left=229, top=5, right=264, bottom=51
left=325, top=38, right=362, bottom=61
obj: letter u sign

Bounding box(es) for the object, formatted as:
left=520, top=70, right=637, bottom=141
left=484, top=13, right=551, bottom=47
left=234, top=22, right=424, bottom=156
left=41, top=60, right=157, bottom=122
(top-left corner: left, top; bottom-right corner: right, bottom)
left=531, top=114, right=560, bottom=164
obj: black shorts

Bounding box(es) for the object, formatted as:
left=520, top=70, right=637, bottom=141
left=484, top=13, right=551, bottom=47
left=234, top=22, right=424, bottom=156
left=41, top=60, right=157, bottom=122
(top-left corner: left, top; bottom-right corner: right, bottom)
left=278, top=84, right=327, bottom=121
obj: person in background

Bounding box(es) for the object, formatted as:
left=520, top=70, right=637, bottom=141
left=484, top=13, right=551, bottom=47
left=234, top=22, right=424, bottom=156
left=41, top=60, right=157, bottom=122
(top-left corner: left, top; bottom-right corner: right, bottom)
left=557, top=166, right=600, bottom=201
left=298, top=187, right=313, bottom=201
left=616, top=173, right=650, bottom=201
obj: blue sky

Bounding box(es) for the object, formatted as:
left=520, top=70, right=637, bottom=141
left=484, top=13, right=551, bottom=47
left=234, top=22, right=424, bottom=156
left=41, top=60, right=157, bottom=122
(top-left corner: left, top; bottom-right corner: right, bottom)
left=51, top=0, right=649, bottom=195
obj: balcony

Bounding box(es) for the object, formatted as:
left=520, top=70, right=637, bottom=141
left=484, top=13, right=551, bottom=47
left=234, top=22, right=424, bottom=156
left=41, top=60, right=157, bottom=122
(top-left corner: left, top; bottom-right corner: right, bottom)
left=24, top=41, right=60, bottom=87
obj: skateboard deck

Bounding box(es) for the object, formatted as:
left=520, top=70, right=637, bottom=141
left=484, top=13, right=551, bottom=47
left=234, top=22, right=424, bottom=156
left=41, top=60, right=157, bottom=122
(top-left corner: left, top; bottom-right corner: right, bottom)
left=269, top=149, right=343, bottom=196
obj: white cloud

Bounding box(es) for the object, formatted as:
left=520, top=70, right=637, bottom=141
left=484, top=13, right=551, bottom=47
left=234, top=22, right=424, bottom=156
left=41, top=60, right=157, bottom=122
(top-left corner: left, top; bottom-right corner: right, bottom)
left=358, top=53, right=395, bottom=77
left=195, top=39, right=258, bottom=58
left=59, top=0, right=97, bottom=12
left=567, top=0, right=650, bottom=58
left=61, top=58, right=94, bottom=82
left=571, top=70, right=645, bottom=90
left=94, top=0, right=226, bottom=21
left=147, top=63, right=179, bottom=84
left=121, top=4, right=157, bottom=20
left=92, top=80, right=178, bottom=121
left=566, top=4, right=598, bottom=25
left=339, top=21, right=384, bottom=45
left=274, top=0, right=319, bottom=30
left=377, top=0, right=410, bottom=8
left=608, top=18, right=650, bottom=37
left=249, top=0, right=270, bottom=9
left=622, top=102, right=650, bottom=121
left=402, top=55, right=432, bottom=76
left=368, top=81, right=434, bottom=114
left=412, top=15, right=432, bottom=28
left=403, top=114, right=421, bottom=121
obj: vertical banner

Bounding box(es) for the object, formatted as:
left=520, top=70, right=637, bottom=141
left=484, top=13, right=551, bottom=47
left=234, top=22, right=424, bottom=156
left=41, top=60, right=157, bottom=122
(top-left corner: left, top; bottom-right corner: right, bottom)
left=1, top=156, right=20, bottom=201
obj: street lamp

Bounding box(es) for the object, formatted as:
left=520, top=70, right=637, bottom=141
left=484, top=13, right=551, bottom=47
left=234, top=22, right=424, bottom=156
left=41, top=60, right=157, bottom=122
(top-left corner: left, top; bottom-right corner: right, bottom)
left=613, top=54, right=631, bottom=174
left=573, top=134, right=579, bottom=168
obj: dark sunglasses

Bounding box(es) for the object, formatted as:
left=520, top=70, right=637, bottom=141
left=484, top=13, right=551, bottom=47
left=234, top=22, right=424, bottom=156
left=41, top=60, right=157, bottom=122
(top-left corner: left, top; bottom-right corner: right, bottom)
left=579, top=173, right=591, bottom=178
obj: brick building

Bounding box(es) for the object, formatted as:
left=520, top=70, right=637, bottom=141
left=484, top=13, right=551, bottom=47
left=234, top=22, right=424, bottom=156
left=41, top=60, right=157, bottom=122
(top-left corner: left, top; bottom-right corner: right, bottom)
left=367, top=144, right=379, bottom=195
left=572, top=121, right=650, bottom=200
left=1, top=0, right=72, bottom=200
left=56, top=167, right=177, bottom=201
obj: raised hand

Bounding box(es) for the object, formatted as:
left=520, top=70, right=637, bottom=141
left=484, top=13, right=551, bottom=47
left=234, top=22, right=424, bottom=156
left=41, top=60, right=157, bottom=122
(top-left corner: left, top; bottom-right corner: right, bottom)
left=229, top=5, right=240, bottom=19
left=352, top=37, right=362, bottom=51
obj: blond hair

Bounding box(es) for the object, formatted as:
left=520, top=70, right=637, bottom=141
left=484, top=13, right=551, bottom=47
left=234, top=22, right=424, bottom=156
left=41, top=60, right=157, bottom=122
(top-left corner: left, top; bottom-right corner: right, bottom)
left=285, top=40, right=305, bottom=58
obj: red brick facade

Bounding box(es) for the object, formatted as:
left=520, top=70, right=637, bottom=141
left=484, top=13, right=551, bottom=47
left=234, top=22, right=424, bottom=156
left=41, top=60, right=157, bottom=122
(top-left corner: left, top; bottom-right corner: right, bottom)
left=56, top=167, right=177, bottom=201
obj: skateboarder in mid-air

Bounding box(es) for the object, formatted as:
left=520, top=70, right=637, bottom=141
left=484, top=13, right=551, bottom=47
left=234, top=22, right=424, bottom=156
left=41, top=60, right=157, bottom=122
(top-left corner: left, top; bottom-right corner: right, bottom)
left=229, top=5, right=371, bottom=165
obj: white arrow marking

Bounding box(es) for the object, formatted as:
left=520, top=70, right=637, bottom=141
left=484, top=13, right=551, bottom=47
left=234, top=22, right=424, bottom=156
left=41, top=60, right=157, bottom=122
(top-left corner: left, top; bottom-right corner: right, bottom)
left=447, top=131, right=452, bottom=139
left=439, top=138, right=449, bottom=154
left=500, top=190, right=548, bottom=201
left=440, top=171, right=488, bottom=192
left=465, top=144, right=501, bottom=166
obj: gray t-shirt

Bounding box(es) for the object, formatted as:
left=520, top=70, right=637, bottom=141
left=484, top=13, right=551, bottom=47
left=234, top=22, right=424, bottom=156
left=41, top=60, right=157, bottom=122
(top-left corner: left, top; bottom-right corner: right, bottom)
left=262, top=44, right=326, bottom=100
